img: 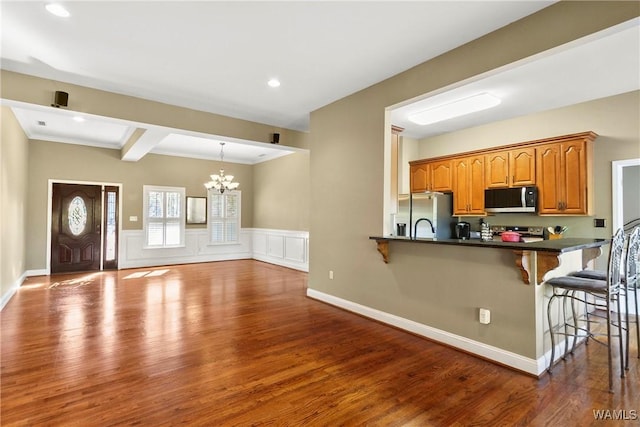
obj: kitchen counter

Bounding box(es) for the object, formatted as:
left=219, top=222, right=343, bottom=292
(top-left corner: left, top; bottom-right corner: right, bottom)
left=369, top=236, right=608, bottom=253
left=369, top=235, right=609, bottom=285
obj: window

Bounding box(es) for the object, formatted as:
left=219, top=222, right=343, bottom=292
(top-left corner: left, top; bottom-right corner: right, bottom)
left=143, top=185, right=185, bottom=247
left=208, top=190, right=240, bottom=244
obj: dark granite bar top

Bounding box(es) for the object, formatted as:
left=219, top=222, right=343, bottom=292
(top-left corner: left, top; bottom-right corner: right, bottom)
left=369, top=236, right=610, bottom=253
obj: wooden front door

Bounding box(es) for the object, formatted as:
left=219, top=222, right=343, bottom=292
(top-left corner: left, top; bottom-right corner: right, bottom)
left=51, top=184, right=102, bottom=274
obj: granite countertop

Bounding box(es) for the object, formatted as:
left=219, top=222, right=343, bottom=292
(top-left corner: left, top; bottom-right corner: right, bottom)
left=368, top=236, right=610, bottom=253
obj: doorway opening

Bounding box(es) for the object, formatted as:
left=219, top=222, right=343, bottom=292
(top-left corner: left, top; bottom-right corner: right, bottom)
left=49, top=181, right=121, bottom=274
left=612, top=158, right=640, bottom=233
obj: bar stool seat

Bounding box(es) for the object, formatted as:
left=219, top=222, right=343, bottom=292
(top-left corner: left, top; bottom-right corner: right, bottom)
left=570, top=227, right=639, bottom=366
left=570, top=269, right=607, bottom=281
left=545, top=228, right=626, bottom=392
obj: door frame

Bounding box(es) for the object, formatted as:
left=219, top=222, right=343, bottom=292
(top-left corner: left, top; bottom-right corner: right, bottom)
left=611, top=158, right=640, bottom=232
left=46, top=179, right=123, bottom=274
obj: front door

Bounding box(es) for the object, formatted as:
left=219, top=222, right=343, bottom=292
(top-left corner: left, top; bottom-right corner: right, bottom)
left=51, top=183, right=102, bottom=274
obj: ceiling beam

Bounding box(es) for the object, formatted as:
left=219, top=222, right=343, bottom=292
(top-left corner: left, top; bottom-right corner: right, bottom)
left=121, top=127, right=169, bottom=161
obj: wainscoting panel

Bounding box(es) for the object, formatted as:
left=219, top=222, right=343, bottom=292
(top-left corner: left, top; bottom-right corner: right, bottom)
left=119, top=228, right=309, bottom=272
left=252, top=229, right=309, bottom=272
left=285, top=236, right=306, bottom=263
left=119, top=229, right=252, bottom=269
left=267, top=235, right=285, bottom=258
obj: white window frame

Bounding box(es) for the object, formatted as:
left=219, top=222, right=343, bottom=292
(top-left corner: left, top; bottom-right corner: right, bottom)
left=208, top=190, right=241, bottom=245
left=143, top=185, right=186, bottom=248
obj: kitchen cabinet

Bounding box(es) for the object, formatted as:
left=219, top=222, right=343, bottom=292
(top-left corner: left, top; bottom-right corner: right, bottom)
left=485, top=147, right=536, bottom=188
left=452, top=155, right=485, bottom=215
left=536, top=138, right=593, bottom=215
left=410, top=162, right=429, bottom=193
left=409, top=131, right=596, bottom=216
left=410, top=159, right=452, bottom=193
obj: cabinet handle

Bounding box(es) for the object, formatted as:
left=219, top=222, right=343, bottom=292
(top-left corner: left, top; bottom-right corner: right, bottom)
left=505, top=176, right=508, bottom=184
left=512, top=175, right=515, bottom=184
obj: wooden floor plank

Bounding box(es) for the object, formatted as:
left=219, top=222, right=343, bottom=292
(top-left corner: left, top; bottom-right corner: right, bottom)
left=1, top=260, right=638, bottom=425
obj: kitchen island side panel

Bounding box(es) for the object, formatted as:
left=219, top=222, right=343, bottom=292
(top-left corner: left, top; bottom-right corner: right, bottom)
left=385, top=242, right=538, bottom=358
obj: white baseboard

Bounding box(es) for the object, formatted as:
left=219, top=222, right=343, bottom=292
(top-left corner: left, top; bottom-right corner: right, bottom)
left=307, top=288, right=541, bottom=376
left=26, top=269, right=48, bottom=277
left=1, top=271, right=26, bottom=311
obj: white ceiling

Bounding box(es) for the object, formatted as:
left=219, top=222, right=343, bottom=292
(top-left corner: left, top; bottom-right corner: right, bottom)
left=1, top=2, right=637, bottom=162
left=391, top=18, right=640, bottom=139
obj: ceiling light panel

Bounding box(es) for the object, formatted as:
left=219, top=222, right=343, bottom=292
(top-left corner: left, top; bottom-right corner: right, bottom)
left=45, top=3, right=70, bottom=18
left=408, top=93, right=502, bottom=126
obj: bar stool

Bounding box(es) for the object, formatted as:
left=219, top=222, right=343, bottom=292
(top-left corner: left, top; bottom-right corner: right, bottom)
left=570, top=226, right=639, bottom=367
left=545, top=228, right=625, bottom=392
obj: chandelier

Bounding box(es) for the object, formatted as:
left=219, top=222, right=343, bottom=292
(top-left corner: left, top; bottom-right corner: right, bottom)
left=204, top=142, right=239, bottom=193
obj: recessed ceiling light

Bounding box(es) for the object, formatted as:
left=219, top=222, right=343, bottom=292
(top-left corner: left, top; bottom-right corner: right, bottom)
left=408, top=93, right=502, bottom=126
left=45, top=3, right=71, bottom=18
left=267, top=79, right=281, bottom=88
left=73, top=116, right=85, bottom=123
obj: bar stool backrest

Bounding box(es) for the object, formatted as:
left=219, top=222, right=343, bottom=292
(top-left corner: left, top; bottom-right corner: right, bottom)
left=626, top=227, right=639, bottom=290
left=608, top=228, right=626, bottom=295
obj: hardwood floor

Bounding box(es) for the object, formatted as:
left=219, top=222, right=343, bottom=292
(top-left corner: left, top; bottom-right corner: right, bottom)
left=2, top=260, right=638, bottom=426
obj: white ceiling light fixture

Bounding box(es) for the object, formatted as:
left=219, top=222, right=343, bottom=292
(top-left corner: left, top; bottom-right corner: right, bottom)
left=408, top=93, right=502, bottom=126
left=267, top=78, right=281, bottom=88
left=45, top=3, right=71, bottom=18
left=204, top=142, right=239, bottom=194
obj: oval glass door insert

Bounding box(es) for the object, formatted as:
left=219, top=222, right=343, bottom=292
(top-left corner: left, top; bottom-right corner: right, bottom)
left=68, top=196, right=87, bottom=236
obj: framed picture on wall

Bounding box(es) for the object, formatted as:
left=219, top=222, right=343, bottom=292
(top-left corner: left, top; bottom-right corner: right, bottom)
left=186, top=196, right=207, bottom=224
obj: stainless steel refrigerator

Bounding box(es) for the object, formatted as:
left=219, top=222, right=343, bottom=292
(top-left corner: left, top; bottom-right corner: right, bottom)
left=396, top=193, right=454, bottom=239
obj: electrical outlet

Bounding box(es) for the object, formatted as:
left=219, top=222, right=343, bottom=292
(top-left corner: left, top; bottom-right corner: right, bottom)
left=594, top=218, right=606, bottom=228
left=329, top=270, right=334, bottom=280
left=479, top=308, right=491, bottom=324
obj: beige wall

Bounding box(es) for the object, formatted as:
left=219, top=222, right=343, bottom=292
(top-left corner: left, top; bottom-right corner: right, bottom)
left=1, top=107, right=28, bottom=301
left=253, top=151, right=310, bottom=231
left=26, top=140, right=254, bottom=270
left=308, top=2, right=639, bottom=356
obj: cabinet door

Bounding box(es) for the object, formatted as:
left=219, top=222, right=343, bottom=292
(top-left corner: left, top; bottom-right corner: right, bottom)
left=468, top=155, right=485, bottom=214
left=452, top=158, right=470, bottom=215
left=510, top=148, right=536, bottom=186
left=410, top=163, right=429, bottom=193
left=561, top=139, right=588, bottom=214
left=430, top=160, right=453, bottom=192
left=485, top=151, right=509, bottom=188
left=536, top=144, right=562, bottom=214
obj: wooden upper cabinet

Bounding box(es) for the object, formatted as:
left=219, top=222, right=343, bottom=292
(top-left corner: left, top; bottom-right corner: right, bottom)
left=409, top=159, right=452, bottom=193
left=510, top=148, right=536, bottom=187
left=410, top=162, right=429, bottom=193
left=429, top=160, right=453, bottom=192
left=485, top=151, right=509, bottom=188
left=536, top=138, right=592, bottom=215
left=452, top=155, right=484, bottom=215
left=485, top=148, right=535, bottom=188
left=410, top=132, right=595, bottom=216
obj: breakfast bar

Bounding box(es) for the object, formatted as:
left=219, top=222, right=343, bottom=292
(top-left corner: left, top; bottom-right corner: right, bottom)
left=370, top=236, right=609, bottom=284
left=367, top=235, right=610, bottom=375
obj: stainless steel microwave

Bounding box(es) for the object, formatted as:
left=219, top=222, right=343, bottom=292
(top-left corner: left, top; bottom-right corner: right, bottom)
left=484, top=186, right=537, bottom=213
